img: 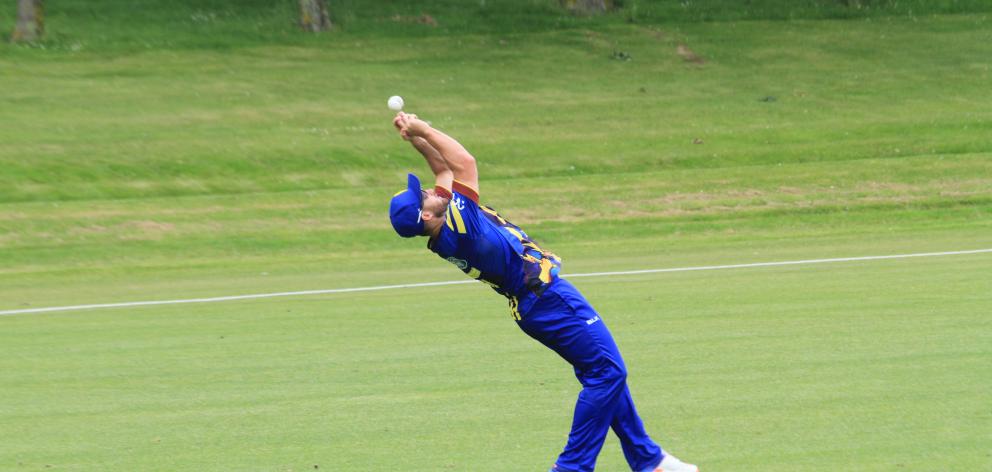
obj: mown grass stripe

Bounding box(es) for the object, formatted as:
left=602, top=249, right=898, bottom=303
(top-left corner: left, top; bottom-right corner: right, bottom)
left=2, top=248, right=989, bottom=317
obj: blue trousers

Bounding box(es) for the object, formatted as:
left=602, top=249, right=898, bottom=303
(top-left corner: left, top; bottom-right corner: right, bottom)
left=516, top=279, right=663, bottom=472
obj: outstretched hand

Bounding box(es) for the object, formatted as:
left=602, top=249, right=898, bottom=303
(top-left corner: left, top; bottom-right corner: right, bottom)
left=393, top=112, right=431, bottom=141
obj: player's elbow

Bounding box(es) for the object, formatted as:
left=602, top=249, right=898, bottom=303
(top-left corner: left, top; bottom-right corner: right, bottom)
left=454, top=150, right=475, bottom=168
left=451, top=151, right=477, bottom=176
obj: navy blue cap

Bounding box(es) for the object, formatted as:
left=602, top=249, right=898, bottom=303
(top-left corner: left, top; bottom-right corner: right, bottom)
left=389, top=173, right=425, bottom=238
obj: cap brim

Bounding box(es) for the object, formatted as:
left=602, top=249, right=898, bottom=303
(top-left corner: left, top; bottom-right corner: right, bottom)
left=407, top=173, right=422, bottom=201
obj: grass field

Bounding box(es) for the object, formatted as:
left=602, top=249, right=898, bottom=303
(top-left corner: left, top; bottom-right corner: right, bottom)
left=1, top=1, right=991, bottom=470
left=2, top=251, right=990, bottom=471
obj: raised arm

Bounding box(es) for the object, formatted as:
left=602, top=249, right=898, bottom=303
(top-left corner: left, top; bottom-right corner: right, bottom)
left=394, top=112, right=479, bottom=194
left=411, top=137, right=454, bottom=192
left=394, top=114, right=453, bottom=191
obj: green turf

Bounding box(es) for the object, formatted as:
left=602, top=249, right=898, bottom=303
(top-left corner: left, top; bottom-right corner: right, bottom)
left=1, top=1, right=991, bottom=470
left=2, top=249, right=989, bottom=471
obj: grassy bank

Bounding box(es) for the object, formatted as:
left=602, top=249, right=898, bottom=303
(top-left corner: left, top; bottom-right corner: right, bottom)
left=1, top=9, right=989, bottom=305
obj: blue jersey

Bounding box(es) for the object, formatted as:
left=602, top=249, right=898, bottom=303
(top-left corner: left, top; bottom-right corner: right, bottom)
left=428, top=181, right=562, bottom=319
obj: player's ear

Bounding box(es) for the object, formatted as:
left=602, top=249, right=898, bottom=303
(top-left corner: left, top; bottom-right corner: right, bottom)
left=420, top=210, right=434, bottom=222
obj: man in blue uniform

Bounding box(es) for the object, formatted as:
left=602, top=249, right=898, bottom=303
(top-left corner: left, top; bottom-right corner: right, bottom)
left=388, top=112, right=699, bottom=472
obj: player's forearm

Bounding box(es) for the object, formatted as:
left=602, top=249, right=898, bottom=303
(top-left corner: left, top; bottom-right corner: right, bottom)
left=411, top=137, right=448, bottom=175
left=411, top=137, right=454, bottom=191
left=420, top=127, right=477, bottom=178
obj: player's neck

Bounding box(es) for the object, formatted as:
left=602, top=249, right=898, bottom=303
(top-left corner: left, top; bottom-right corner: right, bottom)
left=426, top=220, right=443, bottom=240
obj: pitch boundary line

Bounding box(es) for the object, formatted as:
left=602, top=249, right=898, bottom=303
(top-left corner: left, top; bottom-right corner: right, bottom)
left=2, top=248, right=990, bottom=317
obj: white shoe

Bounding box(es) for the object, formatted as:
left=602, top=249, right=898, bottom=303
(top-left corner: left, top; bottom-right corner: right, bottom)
left=653, top=453, right=699, bottom=472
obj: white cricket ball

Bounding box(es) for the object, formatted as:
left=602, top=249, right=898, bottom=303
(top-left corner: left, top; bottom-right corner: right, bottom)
left=387, top=95, right=404, bottom=111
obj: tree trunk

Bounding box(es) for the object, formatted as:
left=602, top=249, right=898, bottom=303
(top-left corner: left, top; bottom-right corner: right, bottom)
left=560, top=0, right=612, bottom=15
left=299, top=0, right=331, bottom=32
left=11, top=0, right=44, bottom=42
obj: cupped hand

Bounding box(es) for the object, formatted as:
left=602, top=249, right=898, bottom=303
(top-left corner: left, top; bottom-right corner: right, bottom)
left=393, top=112, right=430, bottom=140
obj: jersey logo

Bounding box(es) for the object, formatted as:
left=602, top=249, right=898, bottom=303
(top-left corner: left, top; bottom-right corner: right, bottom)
left=586, top=315, right=601, bottom=326
left=453, top=196, right=466, bottom=211
left=446, top=257, right=469, bottom=271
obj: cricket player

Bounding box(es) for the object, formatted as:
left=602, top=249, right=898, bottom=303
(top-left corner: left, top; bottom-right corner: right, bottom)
left=388, top=112, right=699, bottom=472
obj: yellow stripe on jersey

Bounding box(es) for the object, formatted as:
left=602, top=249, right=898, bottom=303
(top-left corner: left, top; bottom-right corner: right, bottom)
left=523, top=241, right=542, bottom=252
left=450, top=203, right=467, bottom=234
left=538, top=258, right=555, bottom=283
left=480, top=206, right=506, bottom=224
left=509, top=296, right=521, bottom=321
left=504, top=226, right=525, bottom=242
left=445, top=207, right=455, bottom=231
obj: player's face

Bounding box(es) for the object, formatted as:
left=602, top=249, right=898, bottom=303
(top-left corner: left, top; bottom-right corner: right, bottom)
left=421, top=189, right=449, bottom=218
